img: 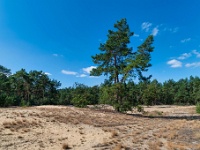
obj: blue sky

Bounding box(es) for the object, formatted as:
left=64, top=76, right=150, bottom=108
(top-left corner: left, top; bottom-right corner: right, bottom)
left=0, top=0, right=200, bottom=87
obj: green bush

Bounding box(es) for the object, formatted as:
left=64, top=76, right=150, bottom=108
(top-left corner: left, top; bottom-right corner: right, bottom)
left=196, top=102, right=200, bottom=114
left=0, top=94, right=6, bottom=107
left=113, top=101, right=132, bottom=112
left=136, top=105, right=144, bottom=112
left=5, top=96, right=15, bottom=106
left=20, top=99, right=29, bottom=107
left=0, top=95, right=16, bottom=107
left=71, top=94, right=90, bottom=108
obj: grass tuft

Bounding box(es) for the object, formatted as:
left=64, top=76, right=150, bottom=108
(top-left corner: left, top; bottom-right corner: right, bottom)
left=112, top=143, right=123, bottom=150
left=62, top=143, right=71, bottom=149
left=111, top=130, right=118, bottom=137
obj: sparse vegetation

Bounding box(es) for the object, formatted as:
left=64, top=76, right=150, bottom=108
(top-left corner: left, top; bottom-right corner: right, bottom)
left=2, top=118, right=41, bottom=132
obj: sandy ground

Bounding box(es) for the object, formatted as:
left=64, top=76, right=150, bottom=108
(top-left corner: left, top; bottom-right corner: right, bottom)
left=0, top=105, right=200, bottom=150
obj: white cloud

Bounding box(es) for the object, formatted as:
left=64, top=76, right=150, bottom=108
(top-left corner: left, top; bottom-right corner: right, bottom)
left=82, top=66, right=96, bottom=74
left=76, top=74, right=87, bottom=78
left=167, top=59, right=182, bottom=68
left=181, top=38, right=191, bottom=43
left=178, top=53, right=191, bottom=60
left=89, top=76, right=99, bottom=78
left=133, top=34, right=139, bottom=37
left=164, top=27, right=179, bottom=33
left=44, top=72, right=52, bottom=76
left=170, top=27, right=179, bottom=33
left=141, top=22, right=152, bottom=32
left=53, top=54, right=58, bottom=57
left=61, top=70, right=77, bottom=75
left=192, top=50, right=200, bottom=58
left=53, top=54, right=64, bottom=57
left=185, top=62, right=200, bottom=68
left=151, top=27, right=159, bottom=36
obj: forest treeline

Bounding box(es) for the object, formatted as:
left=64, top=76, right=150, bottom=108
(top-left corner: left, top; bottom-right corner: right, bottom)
left=59, top=77, right=200, bottom=107
left=0, top=65, right=61, bottom=106
left=1, top=64, right=200, bottom=107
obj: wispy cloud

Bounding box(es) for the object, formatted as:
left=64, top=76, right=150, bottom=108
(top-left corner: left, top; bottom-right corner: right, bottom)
left=53, top=53, right=63, bottom=57
left=167, top=59, right=182, bottom=68
left=44, top=72, right=52, bottom=76
left=170, top=27, right=179, bottom=33
left=89, top=76, right=99, bottom=78
left=141, top=22, right=159, bottom=36
left=181, top=38, right=191, bottom=43
left=61, top=70, right=77, bottom=75
left=53, top=54, right=58, bottom=57
left=185, top=62, right=200, bottom=68
left=141, top=22, right=152, bottom=32
left=133, top=34, right=139, bottom=37
left=82, top=66, right=96, bottom=74
left=192, top=50, right=200, bottom=58
left=151, top=27, right=159, bottom=36
left=76, top=74, right=87, bottom=78
left=61, top=66, right=99, bottom=78
left=164, top=27, right=179, bottom=33
left=178, top=53, right=191, bottom=60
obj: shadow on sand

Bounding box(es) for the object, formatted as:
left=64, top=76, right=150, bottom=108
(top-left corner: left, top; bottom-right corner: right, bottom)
left=127, top=113, right=200, bottom=121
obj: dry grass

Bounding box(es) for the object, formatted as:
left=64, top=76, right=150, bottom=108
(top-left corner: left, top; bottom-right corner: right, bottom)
left=132, top=138, right=139, bottom=143
left=144, top=110, right=163, bottom=117
left=79, top=131, right=84, bottom=135
left=112, top=143, right=122, bottom=150
left=167, top=141, right=188, bottom=150
left=2, top=118, right=41, bottom=132
left=111, top=130, right=118, bottom=138
left=148, top=141, right=161, bottom=150
left=0, top=105, right=200, bottom=150
left=18, top=135, right=23, bottom=139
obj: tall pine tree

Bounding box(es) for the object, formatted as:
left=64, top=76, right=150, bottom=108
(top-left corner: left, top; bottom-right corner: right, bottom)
left=91, top=18, right=154, bottom=112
